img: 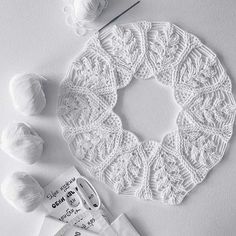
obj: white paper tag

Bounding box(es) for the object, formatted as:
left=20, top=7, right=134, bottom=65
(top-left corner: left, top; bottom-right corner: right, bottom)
left=38, top=216, right=98, bottom=236
left=42, top=166, right=112, bottom=233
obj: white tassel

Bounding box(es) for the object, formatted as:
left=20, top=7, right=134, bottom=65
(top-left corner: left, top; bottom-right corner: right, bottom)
left=1, top=122, right=44, bottom=164
left=1, top=172, right=44, bottom=212
left=9, top=73, right=46, bottom=116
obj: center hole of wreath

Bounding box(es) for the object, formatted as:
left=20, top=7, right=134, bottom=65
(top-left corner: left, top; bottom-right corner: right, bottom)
left=114, top=79, right=180, bottom=142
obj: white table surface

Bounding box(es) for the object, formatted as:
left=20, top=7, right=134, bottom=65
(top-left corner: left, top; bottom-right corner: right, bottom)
left=0, top=0, right=236, bottom=235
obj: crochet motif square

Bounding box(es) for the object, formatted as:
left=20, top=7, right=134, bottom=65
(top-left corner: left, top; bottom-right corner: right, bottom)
left=58, top=21, right=236, bottom=204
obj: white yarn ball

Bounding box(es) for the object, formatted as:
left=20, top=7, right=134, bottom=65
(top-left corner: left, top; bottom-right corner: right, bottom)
left=1, top=172, right=44, bottom=212
left=73, top=0, right=107, bottom=22
left=1, top=122, right=44, bottom=164
left=9, top=73, right=46, bottom=116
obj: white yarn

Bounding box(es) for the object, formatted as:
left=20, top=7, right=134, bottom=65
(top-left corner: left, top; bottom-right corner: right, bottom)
left=58, top=21, right=236, bottom=205
left=1, top=122, right=44, bottom=164
left=1, top=172, right=44, bottom=212
left=9, top=73, right=46, bottom=116
left=74, top=0, right=101, bottom=22
left=63, top=0, right=108, bottom=36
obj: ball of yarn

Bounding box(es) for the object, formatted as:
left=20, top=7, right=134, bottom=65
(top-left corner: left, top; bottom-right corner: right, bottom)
left=73, top=0, right=107, bottom=22
left=9, top=73, right=46, bottom=116
left=1, top=172, right=44, bottom=212
left=0, top=122, right=44, bottom=164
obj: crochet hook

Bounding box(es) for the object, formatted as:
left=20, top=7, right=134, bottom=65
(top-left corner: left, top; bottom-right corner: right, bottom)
left=98, top=0, right=141, bottom=32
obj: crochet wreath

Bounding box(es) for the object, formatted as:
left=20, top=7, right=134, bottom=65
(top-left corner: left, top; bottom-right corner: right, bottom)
left=58, top=21, right=236, bottom=204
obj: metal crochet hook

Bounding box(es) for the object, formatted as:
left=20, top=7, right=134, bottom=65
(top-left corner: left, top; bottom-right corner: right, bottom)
left=98, top=0, right=141, bottom=32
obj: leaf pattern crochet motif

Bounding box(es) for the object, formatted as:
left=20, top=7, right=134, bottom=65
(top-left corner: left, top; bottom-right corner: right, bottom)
left=181, top=130, right=219, bottom=170
left=179, top=56, right=216, bottom=88
left=189, top=91, right=235, bottom=130
left=149, top=24, right=179, bottom=85
left=58, top=21, right=236, bottom=205
left=73, top=129, right=119, bottom=166
left=110, top=26, right=140, bottom=68
left=189, top=136, right=217, bottom=166
left=111, top=150, right=142, bottom=194
left=153, top=150, right=185, bottom=204
left=73, top=56, right=114, bottom=91
left=59, top=93, right=92, bottom=127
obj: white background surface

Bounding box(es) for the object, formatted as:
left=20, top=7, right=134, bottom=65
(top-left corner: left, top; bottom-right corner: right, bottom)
left=0, top=0, right=236, bottom=235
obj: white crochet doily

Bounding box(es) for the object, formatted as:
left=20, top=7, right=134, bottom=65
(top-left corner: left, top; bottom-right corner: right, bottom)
left=58, top=21, right=236, bottom=204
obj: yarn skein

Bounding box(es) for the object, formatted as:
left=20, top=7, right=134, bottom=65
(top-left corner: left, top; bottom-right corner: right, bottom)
left=0, top=122, right=44, bottom=164
left=74, top=0, right=107, bottom=22
left=9, top=73, right=46, bottom=116
left=63, top=0, right=108, bottom=36
left=1, top=172, right=44, bottom=212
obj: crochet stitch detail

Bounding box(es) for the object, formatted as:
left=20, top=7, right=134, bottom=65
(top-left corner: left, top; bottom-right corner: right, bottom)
left=58, top=21, right=236, bottom=204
